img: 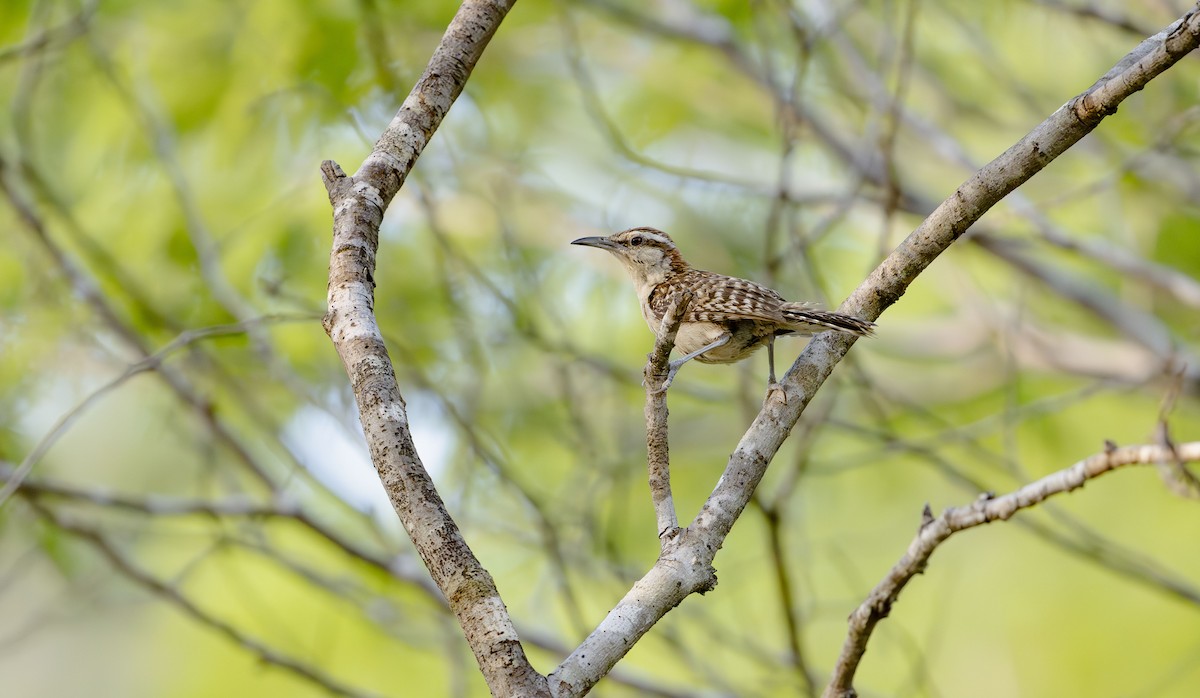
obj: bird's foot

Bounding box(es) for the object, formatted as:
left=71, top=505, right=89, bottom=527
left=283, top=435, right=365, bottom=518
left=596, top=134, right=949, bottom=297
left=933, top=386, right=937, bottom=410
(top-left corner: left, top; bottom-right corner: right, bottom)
left=765, top=381, right=787, bottom=405
left=651, top=360, right=684, bottom=395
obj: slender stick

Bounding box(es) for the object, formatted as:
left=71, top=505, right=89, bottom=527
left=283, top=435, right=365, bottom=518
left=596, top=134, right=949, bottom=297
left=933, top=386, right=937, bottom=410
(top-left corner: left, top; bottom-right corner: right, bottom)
left=643, top=291, right=692, bottom=540
left=823, top=441, right=1200, bottom=698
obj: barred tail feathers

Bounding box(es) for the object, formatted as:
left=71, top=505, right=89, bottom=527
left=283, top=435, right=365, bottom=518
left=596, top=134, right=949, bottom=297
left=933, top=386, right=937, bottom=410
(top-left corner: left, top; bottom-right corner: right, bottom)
left=780, top=303, right=876, bottom=337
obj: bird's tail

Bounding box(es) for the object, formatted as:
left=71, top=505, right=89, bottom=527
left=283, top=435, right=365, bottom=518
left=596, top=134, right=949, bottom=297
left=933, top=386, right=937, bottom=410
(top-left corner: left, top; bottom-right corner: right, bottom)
left=780, top=303, right=876, bottom=337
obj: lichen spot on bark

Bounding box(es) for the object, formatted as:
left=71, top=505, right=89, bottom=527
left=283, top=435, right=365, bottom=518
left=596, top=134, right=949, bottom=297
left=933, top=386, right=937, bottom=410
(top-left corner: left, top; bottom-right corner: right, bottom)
left=379, top=402, right=408, bottom=427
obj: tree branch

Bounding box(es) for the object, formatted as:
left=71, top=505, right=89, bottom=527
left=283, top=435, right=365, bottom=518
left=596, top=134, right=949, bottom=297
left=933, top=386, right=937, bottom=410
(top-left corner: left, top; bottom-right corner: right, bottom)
left=550, top=6, right=1200, bottom=694
left=319, top=2, right=548, bottom=696
left=643, top=291, right=692, bottom=540
left=823, top=440, right=1200, bottom=698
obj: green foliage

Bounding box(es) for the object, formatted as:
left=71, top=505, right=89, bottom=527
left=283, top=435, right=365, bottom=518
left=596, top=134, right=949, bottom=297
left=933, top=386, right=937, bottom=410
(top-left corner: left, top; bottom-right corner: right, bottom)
left=1156, top=209, right=1200, bottom=279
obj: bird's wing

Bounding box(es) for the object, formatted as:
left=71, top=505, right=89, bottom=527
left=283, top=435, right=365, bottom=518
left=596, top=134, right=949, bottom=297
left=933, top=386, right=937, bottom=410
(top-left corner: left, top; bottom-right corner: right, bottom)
left=650, top=271, right=787, bottom=325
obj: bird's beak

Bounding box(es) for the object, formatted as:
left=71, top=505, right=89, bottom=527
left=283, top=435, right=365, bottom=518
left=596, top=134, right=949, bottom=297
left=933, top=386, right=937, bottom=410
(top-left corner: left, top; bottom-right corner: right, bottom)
left=570, top=236, right=617, bottom=251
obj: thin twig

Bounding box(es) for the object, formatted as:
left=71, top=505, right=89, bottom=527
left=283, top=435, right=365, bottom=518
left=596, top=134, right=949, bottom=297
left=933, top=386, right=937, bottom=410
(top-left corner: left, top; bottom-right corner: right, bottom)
left=0, top=315, right=313, bottom=508
left=643, top=291, right=692, bottom=541
left=823, top=440, right=1200, bottom=698
left=0, top=465, right=297, bottom=518
left=26, top=498, right=380, bottom=698
left=754, top=501, right=817, bottom=696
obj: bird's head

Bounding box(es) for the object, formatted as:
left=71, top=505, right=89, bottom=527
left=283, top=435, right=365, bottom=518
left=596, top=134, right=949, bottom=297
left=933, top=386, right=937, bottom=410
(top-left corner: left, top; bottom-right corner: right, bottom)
left=571, top=227, right=689, bottom=289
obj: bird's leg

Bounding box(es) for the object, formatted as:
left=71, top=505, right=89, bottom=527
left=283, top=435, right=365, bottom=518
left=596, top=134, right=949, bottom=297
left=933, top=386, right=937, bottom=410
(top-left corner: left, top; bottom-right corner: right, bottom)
left=766, top=336, right=786, bottom=405
left=656, top=334, right=731, bottom=393
left=768, top=336, right=778, bottom=384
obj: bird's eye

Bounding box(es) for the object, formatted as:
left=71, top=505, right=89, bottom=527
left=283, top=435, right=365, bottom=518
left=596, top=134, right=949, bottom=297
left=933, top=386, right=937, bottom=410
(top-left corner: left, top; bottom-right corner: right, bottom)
left=630, top=236, right=643, bottom=246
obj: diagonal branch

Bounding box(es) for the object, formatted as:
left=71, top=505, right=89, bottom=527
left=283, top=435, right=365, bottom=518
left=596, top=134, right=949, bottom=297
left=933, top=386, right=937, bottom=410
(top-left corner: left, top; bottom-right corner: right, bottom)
left=696, top=3, right=1200, bottom=546
left=823, top=440, right=1200, bottom=698
left=549, top=7, right=1200, bottom=695
left=319, top=1, right=549, bottom=696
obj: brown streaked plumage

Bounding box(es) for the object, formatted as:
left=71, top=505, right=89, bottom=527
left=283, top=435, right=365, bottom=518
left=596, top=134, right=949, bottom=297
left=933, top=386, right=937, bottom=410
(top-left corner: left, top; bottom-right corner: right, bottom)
left=571, top=227, right=875, bottom=389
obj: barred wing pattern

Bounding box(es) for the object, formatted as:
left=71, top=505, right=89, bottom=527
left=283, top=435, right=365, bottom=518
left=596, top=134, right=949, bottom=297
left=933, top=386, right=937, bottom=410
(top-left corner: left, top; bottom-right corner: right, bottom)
left=647, top=270, right=875, bottom=337
left=648, top=270, right=786, bottom=325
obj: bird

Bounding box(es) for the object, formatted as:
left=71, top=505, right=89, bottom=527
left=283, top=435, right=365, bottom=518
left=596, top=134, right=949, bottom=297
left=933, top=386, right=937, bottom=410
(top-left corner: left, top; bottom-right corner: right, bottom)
left=571, top=227, right=875, bottom=392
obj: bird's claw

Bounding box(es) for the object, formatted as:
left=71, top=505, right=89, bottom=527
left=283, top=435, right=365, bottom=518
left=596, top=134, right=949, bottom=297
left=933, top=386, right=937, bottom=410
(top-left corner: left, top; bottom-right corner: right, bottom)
left=651, top=361, right=684, bottom=395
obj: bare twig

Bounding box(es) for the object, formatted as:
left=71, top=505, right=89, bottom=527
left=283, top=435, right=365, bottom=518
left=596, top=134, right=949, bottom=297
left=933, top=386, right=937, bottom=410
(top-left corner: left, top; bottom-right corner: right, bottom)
left=26, top=498, right=380, bottom=698
left=0, top=315, right=312, bottom=508
left=974, top=234, right=1178, bottom=358
left=0, top=466, right=297, bottom=518
left=4, top=457, right=696, bottom=697
left=546, top=293, right=714, bottom=696
left=0, top=0, right=96, bottom=64
left=1155, top=374, right=1200, bottom=497
left=1035, top=0, right=1158, bottom=36
left=643, top=291, right=692, bottom=540
left=755, top=501, right=818, bottom=696
left=1, top=153, right=305, bottom=511
left=811, top=4, right=1200, bottom=313
left=823, top=440, right=1200, bottom=698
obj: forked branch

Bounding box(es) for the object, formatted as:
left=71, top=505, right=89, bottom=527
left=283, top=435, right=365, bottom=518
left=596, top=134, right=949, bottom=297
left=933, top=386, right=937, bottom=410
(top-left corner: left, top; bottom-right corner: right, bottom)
left=320, top=1, right=549, bottom=696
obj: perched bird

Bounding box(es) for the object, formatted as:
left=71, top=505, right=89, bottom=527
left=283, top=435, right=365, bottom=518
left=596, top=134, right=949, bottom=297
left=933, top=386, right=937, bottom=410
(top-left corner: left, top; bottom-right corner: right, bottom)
left=571, top=227, right=875, bottom=390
